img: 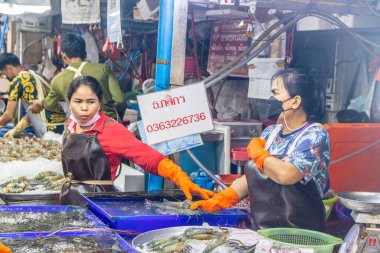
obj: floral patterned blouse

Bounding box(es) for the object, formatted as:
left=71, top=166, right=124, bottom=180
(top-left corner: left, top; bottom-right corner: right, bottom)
left=261, top=123, right=331, bottom=196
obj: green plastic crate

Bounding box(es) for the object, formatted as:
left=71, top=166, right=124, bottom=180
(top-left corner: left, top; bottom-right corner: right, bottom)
left=258, top=228, right=342, bottom=253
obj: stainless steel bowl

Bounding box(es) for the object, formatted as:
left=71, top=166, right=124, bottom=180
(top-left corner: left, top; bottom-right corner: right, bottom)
left=337, top=192, right=380, bottom=213
left=132, top=226, right=256, bottom=252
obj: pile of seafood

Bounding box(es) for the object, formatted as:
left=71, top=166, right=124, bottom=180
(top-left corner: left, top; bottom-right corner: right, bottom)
left=145, top=199, right=201, bottom=215
left=135, top=227, right=258, bottom=253
left=0, top=233, right=126, bottom=253
left=1, top=171, right=65, bottom=193
left=0, top=137, right=61, bottom=162
left=0, top=207, right=99, bottom=233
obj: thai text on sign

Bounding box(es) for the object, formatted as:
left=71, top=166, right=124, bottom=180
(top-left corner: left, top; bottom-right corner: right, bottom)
left=137, top=82, right=214, bottom=145
left=207, top=20, right=250, bottom=78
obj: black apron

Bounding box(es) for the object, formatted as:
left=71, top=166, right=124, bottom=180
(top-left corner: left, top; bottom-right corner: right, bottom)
left=245, top=124, right=326, bottom=232
left=60, top=119, right=117, bottom=205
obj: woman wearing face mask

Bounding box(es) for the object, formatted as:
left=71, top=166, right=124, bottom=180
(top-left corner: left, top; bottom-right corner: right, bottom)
left=191, top=68, right=330, bottom=232
left=60, top=76, right=214, bottom=205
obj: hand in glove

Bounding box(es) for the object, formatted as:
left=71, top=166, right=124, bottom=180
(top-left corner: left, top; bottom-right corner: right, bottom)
left=0, top=242, right=12, bottom=253
left=190, top=187, right=239, bottom=212
left=247, top=138, right=272, bottom=173
left=4, top=116, right=30, bottom=138
left=157, top=158, right=214, bottom=200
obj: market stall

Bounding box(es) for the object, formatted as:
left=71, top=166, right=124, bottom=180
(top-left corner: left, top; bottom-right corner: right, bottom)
left=0, top=0, right=379, bottom=252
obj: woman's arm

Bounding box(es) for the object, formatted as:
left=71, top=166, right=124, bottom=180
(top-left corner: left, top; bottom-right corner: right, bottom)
left=106, top=121, right=165, bottom=174
left=230, top=175, right=249, bottom=199
left=249, top=125, right=330, bottom=186
left=263, top=157, right=303, bottom=185
left=247, top=138, right=303, bottom=185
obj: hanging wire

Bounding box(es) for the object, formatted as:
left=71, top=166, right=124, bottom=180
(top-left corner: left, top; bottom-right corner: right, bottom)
left=365, top=0, right=380, bottom=18
left=203, top=8, right=380, bottom=89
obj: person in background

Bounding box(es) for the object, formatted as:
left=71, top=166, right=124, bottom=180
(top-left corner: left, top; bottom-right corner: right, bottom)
left=191, top=68, right=330, bottom=232
left=29, top=33, right=124, bottom=121
left=336, top=109, right=369, bottom=123
left=0, top=53, right=66, bottom=137
left=61, top=75, right=214, bottom=205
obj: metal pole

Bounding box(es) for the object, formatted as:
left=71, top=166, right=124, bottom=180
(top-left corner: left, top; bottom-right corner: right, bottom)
left=155, top=0, right=174, bottom=91
left=148, top=0, right=175, bottom=192
left=0, top=15, right=8, bottom=53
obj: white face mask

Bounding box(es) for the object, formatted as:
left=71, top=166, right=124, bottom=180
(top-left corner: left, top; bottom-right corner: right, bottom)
left=69, top=108, right=101, bottom=127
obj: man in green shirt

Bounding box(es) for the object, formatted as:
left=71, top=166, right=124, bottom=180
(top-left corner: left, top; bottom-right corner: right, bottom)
left=30, top=33, right=124, bottom=120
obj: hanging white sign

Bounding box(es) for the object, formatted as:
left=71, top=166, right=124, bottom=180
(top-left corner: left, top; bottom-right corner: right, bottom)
left=61, top=0, right=100, bottom=25
left=107, top=0, right=122, bottom=44
left=137, top=82, right=214, bottom=145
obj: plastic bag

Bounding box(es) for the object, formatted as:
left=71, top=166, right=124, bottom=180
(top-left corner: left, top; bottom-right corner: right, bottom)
left=82, top=31, right=99, bottom=63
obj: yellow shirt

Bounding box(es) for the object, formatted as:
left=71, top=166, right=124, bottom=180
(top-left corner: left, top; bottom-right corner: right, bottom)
left=8, top=72, right=66, bottom=132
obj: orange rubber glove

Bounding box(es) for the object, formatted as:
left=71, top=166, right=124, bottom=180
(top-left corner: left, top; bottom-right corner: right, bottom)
left=190, top=187, right=239, bottom=212
left=157, top=158, right=215, bottom=200
left=0, top=242, right=11, bottom=253
left=247, top=138, right=272, bottom=173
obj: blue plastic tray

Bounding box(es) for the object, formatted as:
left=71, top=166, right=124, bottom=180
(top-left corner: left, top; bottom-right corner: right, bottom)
left=0, top=231, right=137, bottom=252
left=83, top=192, right=248, bottom=234
left=0, top=205, right=106, bottom=234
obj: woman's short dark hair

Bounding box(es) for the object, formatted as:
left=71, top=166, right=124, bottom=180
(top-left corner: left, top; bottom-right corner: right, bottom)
left=67, top=76, right=103, bottom=102
left=271, top=68, right=325, bottom=122
left=60, top=33, right=86, bottom=60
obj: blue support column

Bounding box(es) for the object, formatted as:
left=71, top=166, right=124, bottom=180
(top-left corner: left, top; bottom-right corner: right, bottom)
left=148, top=0, right=175, bottom=192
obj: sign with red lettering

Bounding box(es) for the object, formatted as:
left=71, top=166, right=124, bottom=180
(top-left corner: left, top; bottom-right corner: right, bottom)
left=137, top=83, right=214, bottom=145
left=210, top=0, right=235, bottom=5
left=207, top=20, right=250, bottom=78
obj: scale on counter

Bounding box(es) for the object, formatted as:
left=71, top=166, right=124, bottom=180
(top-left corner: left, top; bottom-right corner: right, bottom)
left=337, top=192, right=380, bottom=253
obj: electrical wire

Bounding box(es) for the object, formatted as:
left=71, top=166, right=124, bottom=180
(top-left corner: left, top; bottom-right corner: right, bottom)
left=356, top=33, right=380, bottom=49
left=120, top=49, right=143, bottom=84
left=117, top=50, right=141, bottom=82
left=330, top=139, right=380, bottom=165
left=203, top=9, right=380, bottom=89
left=205, top=11, right=311, bottom=88
left=310, top=11, right=380, bottom=59
left=365, top=0, right=380, bottom=18
left=204, top=10, right=302, bottom=86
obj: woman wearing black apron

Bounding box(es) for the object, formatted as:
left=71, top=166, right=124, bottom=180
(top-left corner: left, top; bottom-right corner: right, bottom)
left=191, top=68, right=330, bottom=232
left=60, top=76, right=214, bottom=205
